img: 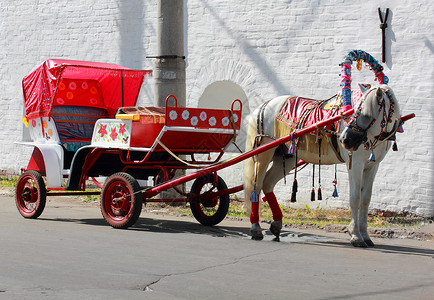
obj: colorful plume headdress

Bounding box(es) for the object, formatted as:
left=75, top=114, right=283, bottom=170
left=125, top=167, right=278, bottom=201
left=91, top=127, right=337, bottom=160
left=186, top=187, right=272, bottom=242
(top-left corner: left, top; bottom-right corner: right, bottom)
left=340, top=50, right=389, bottom=111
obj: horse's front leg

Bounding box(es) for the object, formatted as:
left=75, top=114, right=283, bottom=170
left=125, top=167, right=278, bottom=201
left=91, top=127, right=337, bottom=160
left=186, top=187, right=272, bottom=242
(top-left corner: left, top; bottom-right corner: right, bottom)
left=359, top=164, right=380, bottom=247
left=347, top=162, right=368, bottom=247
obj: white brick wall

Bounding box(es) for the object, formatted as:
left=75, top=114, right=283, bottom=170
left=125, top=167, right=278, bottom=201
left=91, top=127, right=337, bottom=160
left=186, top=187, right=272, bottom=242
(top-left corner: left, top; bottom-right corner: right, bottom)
left=1, top=0, right=433, bottom=216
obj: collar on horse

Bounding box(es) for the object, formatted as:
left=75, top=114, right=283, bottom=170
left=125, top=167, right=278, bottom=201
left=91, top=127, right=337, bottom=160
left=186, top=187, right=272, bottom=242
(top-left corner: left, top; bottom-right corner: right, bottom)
left=346, top=87, right=398, bottom=150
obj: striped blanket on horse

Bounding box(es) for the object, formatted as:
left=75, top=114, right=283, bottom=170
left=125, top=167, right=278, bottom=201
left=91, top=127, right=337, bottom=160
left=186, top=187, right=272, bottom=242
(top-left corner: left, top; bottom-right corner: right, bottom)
left=274, top=86, right=365, bottom=159
left=275, top=95, right=342, bottom=135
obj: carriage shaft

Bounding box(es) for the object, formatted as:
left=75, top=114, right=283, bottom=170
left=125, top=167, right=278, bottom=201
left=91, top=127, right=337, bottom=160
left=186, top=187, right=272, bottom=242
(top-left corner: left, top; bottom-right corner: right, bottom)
left=142, top=109, right=357, bottom=198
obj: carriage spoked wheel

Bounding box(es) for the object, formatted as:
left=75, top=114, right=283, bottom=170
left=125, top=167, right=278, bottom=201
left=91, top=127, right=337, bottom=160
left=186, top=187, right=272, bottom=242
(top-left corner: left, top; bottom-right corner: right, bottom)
left=189, top=174, right=230, bottom=226
left=100, top=172, right=143, bottom=229
left=15, top=170, right=47, bottom=219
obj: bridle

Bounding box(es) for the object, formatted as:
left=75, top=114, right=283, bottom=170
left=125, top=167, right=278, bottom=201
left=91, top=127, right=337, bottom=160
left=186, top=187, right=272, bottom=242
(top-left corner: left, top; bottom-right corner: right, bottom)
left=346, top=87, right=398, bottom=151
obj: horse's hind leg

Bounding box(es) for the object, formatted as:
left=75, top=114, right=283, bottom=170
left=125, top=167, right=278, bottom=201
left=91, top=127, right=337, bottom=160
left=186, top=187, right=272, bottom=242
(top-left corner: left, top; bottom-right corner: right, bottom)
left=262, top=154, right=297, bottom=239
left=243, top=147, right=275, bottom=240
left=259, top=191, right=283, bottom=241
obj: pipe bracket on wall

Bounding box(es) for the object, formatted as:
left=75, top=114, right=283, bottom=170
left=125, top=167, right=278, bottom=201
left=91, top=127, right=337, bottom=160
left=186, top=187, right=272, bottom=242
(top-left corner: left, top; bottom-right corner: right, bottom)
left=378, top=8, right=390, bottom=63
left=146, top=55, right=186, bottom=59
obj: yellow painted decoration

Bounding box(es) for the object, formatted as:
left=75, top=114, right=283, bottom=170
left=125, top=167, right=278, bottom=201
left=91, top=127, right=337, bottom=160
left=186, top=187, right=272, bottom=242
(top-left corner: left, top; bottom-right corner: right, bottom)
left=356, top=59, right=363, bottom=71
left=22, top=117, right=29, bottom=127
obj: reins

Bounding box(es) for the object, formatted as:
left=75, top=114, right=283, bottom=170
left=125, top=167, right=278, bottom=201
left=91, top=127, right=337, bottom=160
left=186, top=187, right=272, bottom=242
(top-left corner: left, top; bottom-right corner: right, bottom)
left=346, top=87, right=398, bottom=158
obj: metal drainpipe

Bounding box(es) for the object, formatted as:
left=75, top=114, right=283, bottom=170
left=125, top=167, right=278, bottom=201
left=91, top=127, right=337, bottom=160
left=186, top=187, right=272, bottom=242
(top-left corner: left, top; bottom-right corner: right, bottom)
left=153, top=0, right=186, bottom=108
left=152, top=0, right=186, bottom=199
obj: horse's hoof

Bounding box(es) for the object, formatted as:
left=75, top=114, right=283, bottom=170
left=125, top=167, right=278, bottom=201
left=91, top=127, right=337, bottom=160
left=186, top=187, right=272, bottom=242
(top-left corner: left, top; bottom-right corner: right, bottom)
left=251, top=234, right=264, bottom=241
left=251, top=231, right=264, bottom=240
left=270, top=220, right=282, bottom=237
left=251, top=223, right=264, bottom=241
left=351, top=239, right=368, bottom=248
left=364, top=239, right=375, bottom=247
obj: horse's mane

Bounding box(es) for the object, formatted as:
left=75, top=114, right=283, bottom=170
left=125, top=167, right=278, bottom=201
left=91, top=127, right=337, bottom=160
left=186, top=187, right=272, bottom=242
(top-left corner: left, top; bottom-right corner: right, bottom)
left=360, top=84, right=399, bottom=121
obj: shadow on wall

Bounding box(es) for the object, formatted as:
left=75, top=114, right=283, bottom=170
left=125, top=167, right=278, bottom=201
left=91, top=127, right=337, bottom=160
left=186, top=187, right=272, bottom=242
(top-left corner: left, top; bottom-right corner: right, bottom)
left=384, top=9, right=395, bottom=70
left=119, top=0, right=156, bottom=106
left=201, top=1, right=290, bottom=96
left=119, top=0, right=144, bottom=68
left=426, top=37, right=434, bottom=216
left=198, top=81, right=250, bottom=152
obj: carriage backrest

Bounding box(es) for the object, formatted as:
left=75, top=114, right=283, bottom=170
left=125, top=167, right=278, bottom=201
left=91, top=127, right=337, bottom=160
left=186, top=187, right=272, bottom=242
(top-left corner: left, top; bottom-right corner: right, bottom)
left=51, top=105, right=108, bottom=151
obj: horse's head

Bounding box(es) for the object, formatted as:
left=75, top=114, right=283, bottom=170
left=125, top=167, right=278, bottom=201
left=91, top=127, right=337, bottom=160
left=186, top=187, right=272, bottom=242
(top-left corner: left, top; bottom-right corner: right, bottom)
left=339, top=85, right=401, bottom=151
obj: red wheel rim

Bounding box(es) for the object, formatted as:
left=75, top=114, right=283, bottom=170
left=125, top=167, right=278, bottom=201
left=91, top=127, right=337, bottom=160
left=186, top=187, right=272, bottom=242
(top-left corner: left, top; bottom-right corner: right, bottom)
left=103, top=180, right=133, bottom=221
left=16, top=175, right=39, bottom=214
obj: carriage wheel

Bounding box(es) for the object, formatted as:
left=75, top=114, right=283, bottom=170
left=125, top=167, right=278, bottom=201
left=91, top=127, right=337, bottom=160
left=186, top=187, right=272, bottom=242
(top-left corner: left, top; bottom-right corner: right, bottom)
left=15, top=171, right=46, bottom=219
left=189, top=174, right=230, bottom=226
left=100, top=172, right=143, bottom=229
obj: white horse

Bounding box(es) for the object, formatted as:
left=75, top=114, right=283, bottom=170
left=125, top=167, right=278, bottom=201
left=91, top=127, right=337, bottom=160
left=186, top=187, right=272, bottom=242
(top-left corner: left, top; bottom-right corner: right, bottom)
left=243, top=84, right=401, bottom=247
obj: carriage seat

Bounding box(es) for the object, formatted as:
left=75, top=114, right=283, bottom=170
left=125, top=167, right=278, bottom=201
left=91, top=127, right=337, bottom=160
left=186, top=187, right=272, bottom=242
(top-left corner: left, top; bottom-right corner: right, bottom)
left=51, top=105, right=107, bottom=151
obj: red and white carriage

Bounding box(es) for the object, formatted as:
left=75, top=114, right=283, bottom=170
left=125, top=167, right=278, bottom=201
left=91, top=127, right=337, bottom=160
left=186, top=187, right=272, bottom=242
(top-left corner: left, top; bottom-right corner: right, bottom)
left=16, top=59, right=242, bottom=228
left=17, top=58, right=413, bottom=232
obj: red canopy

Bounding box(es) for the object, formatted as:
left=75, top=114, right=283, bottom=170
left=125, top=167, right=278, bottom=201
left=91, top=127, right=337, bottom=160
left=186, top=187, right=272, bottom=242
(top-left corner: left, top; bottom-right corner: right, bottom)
left=22, top=59, right=152, bottom=119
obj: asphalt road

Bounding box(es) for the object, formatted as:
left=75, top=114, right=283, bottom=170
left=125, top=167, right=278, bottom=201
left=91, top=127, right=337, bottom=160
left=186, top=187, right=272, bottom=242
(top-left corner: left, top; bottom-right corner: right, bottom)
left=1, top=193, right=433, bottom=300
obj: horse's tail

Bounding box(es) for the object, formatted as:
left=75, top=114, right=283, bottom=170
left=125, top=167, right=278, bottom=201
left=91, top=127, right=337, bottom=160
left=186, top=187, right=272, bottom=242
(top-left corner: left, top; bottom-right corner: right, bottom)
left=243, top=112, right=258, bottom=215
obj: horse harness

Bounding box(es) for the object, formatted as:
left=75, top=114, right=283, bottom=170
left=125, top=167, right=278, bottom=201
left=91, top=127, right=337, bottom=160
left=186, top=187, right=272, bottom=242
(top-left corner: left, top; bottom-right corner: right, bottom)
left=346, top=87, right=399, bottom=151
left=256, top=96, right=345, bottom=161
left=254, top=100, right=275, bottom=148
left=293, top=96, right=345, bottom=162
left=255, top=100, right=302, bottom=159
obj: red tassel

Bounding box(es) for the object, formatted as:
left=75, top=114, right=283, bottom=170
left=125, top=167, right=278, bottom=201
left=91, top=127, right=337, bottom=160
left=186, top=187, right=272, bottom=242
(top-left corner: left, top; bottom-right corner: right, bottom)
left=310, top=188, right=315, bottom=201
left=317, top=187, right=322, bottom=200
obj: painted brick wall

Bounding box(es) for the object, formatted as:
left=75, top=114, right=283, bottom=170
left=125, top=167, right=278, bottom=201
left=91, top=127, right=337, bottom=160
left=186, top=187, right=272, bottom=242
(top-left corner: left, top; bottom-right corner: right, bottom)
left=186, top=0, right=434, bottom=217
left=0, top=0, right=157, bottom=172
left=1, top=0, right=433, bottom=216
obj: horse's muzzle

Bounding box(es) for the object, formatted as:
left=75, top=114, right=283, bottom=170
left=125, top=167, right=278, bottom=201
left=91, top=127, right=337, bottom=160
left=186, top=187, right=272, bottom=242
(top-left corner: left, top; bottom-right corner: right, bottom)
left=339, top=127, right=366, bottom=151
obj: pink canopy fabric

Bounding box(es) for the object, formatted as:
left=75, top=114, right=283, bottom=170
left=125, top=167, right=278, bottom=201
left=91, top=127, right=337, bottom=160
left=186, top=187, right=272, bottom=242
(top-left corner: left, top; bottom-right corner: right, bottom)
left=22, top=59, right=152, bottom=119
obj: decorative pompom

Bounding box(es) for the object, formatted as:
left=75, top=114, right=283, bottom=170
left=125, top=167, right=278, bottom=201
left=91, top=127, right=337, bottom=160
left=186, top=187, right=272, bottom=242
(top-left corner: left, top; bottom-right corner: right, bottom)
left=250, top=183, right=259, bottom=203
left=288, top=142, right=295, bottom=155
left=332, top=185, right=339, bottom=197
left=369, top=150, right=376, bottom=162
left=250, top=191, right=258, bottom=203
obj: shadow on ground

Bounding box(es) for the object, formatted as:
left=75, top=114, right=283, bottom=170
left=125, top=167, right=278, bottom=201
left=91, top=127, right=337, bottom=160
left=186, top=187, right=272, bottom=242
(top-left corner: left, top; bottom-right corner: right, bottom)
left=38, top=215, right=434, bottom=257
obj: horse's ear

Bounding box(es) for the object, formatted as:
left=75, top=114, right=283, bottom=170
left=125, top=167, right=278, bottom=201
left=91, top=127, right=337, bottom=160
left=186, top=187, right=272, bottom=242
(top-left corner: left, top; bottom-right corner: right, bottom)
left=376, top=87, right=383, bottom=100
left=358, top=83, right=368, bottom=94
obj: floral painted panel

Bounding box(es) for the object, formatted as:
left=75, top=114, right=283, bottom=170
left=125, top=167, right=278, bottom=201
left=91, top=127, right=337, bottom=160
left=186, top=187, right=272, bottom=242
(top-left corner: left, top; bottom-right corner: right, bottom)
left=92, top=119, right=132, bottom=148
